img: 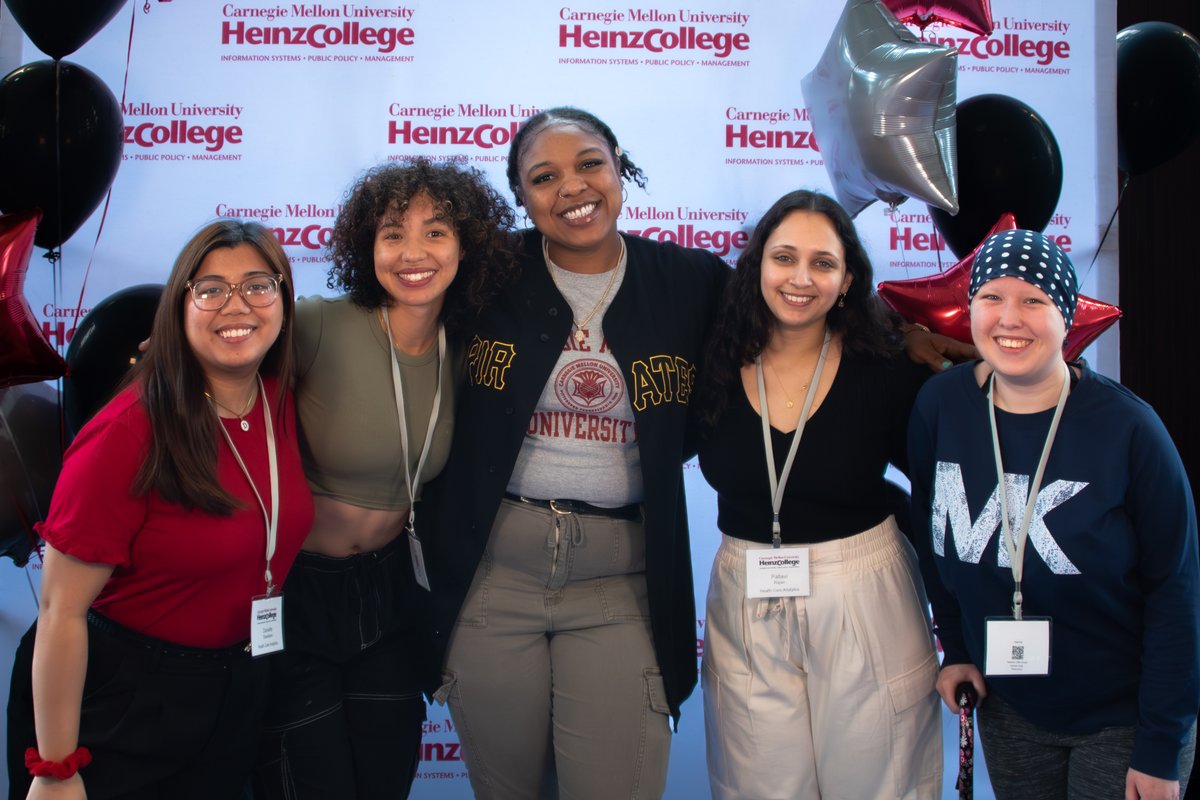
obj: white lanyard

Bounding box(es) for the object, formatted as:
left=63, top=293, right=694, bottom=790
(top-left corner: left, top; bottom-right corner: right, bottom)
left=212, top=375, right=280, bottom=596
left=987, top=361, right=1070, bottom=620
left=755, top=330, right=832, bottom=548
left=381, top=310, right=446, bottom=536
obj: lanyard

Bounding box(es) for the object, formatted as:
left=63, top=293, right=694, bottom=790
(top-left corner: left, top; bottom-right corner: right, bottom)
left=987, top=361, right=1070, bottom=620
left=381, top=309, right=446, bottom=536
left=212, top=374, right=280, bottom=596
left=756, top=329, right=832, bottom=548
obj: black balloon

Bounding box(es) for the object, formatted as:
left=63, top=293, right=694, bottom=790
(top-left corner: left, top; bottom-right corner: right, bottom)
left=2, top=0, right=129, bottom=60
left=1117, top=22, right=1200, bottom=175
left=1, top=382, right=61, bottom=567
left=64, top=284, right=162, bottom=440
left=0, top=60, right=124, bottom=250
left=929, top=94, right=1063, bottom=259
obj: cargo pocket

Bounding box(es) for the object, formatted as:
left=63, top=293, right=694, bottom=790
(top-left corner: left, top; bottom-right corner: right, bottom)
left=633, top=667, right=672, bottom=798
left=886, top=651, right=941, bottom=796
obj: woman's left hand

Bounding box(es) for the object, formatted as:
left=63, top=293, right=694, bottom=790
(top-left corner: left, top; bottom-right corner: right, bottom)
left=1125, top=768, right=1180, bottom=800
left=902, top=327, right=978, bottom=372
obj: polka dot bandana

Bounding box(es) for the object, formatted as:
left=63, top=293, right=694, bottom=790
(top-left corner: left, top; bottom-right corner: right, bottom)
left=969, top=229, right=1078, bottom=327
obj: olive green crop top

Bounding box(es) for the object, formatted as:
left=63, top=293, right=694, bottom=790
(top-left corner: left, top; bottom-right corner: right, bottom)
left=293, top=296, right=456, bottom=511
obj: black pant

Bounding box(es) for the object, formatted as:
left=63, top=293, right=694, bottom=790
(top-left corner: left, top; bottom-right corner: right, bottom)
left=253, top=536, right=430, bottom=800
left=7, top=614, right=268, bottom=800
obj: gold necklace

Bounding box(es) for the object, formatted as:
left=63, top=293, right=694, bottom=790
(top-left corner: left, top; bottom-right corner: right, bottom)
left=543, top=236, right=625, bottom=344
left=764, top=355, right=817, bottom=410
left=205, top=383, right=258, bottom=432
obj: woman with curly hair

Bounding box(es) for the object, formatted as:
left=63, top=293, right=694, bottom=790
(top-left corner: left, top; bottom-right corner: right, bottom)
left=254, top=158, right=518, bottom=800
left=694, top=190, right=942, bottom=799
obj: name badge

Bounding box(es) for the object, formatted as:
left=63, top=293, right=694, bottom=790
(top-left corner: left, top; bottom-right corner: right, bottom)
left=250, top=595, right=285, bottom=656
left=408, top=527, right=431, bottom=592
left=745, top=548, right=810, bottom=598
left=984, top=617, right=1051, bottom=676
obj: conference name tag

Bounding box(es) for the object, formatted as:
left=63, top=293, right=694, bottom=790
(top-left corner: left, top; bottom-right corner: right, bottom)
left=250, top=595, right=285, bottom=656
left=745, top=548, right=810, bottom=598
left=984, top=617, right=1051, bottom=676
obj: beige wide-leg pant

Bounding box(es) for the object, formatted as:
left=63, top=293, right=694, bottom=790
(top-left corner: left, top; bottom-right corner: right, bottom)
left=702, top=517, right=941, bottom=800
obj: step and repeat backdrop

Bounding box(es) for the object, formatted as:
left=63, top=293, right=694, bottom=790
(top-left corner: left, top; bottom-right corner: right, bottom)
left=1, top=1, right=1116, bottom=796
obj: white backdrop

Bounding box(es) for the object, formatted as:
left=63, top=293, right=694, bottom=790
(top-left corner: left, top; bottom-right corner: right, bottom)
left=1, top=1, right=1116, bottom=796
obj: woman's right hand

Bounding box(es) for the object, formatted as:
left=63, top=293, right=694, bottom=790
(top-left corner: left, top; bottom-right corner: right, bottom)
left=28, top=774, right=86, bottom=800
left=935, top=662, right=986, bottom=713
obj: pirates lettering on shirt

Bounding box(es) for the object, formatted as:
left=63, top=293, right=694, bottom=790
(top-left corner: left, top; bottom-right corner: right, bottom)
left=468, top=335, right=516, bottom=390
left=630, top=355, right=695, bottom=411
left=931, top=461, right=1085, bottom=575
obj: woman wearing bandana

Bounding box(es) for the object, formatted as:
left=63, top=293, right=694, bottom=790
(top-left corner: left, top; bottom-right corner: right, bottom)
left=909, top=230, right=1199, bottom=800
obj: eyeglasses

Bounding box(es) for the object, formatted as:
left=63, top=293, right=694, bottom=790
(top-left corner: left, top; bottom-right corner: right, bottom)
left=185, top=274, right=284, bottom=311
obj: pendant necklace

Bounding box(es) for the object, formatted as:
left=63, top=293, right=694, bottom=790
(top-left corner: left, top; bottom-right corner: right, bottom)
left=543, top=236, right=625, bottom=344
left=765, top=354, right=818, bottom=410
left=205, top=382, right=258, bottom=432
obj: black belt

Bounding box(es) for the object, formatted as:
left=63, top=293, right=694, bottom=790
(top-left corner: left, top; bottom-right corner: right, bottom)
left=503, top=493, right=642, bottom=521
left=88, top=610, right=250, bottom=661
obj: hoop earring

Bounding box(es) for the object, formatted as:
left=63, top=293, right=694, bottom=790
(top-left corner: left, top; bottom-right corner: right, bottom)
left=621, top=186, right=629, bottom=205
left=837, top=293, right=846, bottom=308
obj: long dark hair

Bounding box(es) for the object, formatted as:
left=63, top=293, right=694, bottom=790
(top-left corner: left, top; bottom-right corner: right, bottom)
left=133, top=220, right=296, bottom=514
left=326, top=158, right=519, bottom=332
left=696, top=190, right=902, bottom=426
left=506, top=106, right=647, bottom=208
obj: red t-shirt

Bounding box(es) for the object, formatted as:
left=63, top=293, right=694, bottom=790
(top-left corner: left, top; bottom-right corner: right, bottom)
left=35, top=378, right=314, bottom=648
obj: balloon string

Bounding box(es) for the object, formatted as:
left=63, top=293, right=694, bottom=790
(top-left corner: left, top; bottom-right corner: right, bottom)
left=69, top=3, right=139, bottom=324
left=1078, top=173, right=1128, bottom=287
left=121, top=3, right=138, bottom=103
left=51, top=60, right=63, bottom=279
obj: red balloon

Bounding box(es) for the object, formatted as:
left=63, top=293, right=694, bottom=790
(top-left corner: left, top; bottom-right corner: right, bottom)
left=877, top=213, right=1121, bottom=360
left=883, top=0, right=994, bottom=36
left=878, top=214, right=1018, bottom=343
left=1063, top=296, right=1123, bottom=362
left=0, top=211, right=67, bottom=387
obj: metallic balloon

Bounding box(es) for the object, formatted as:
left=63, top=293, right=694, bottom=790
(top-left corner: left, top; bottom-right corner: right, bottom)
left=802, top=0, right=959, bottom=218
left=0, top=210, right=67, bottom=387
left=877, top=213, right=1018, bottom=344
left=877, top=212, right=1122, bottom=360
left=883, top=0, right=994, bottom=36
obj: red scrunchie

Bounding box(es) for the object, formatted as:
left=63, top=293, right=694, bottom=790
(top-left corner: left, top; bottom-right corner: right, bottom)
left=24, top=746, right=92, bottom=779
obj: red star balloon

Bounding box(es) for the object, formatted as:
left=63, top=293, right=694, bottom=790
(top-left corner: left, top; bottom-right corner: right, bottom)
left=1, top=210, right=67, bottom=387
left=877, top=212, right=1122, bottom=361
left=1063, top=296, right=1123, bottom=361
left=883, top=0, right=994, bottom=36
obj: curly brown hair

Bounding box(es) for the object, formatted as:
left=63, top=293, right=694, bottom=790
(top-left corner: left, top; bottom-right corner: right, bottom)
left=327, top=158, right=519, bottom=331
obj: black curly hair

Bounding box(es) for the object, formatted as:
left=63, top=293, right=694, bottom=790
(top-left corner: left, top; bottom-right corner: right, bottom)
left=696, top=190, right=903, bottom=427
left=327, top=158, right=519, bottom=331
left=506, top=107, right=647, bottom=207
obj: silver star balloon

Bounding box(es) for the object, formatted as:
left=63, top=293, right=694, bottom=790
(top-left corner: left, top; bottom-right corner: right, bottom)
left=802, top=0, right=959, bottom=217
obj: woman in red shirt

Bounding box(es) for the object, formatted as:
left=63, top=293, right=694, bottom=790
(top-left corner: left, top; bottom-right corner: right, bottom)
left=7, top=220, right=314, bottom=800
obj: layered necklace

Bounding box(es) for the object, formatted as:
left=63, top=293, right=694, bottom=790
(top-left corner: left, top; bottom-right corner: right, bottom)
left=543, top=236, right=626, bottom=344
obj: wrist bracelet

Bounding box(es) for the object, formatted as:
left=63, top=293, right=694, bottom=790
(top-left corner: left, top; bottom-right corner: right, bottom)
left=25, top=746, right=92, bottom=779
